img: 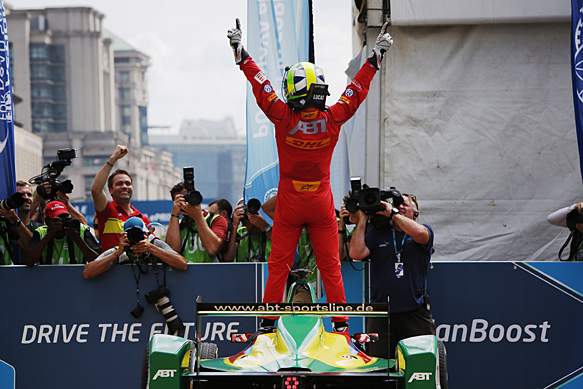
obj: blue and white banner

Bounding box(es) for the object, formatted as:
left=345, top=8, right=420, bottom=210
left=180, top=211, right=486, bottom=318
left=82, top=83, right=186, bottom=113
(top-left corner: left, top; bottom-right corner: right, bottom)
left=244, top=0, right=311, bottom=204
left=0, top=0, right=15, bottom=199
left=571, top=0, right=583, bottom=184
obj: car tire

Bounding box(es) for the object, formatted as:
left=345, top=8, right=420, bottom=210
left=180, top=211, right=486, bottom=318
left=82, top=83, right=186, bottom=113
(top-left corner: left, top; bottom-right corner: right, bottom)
left=141, top=341, right=151, bottom=389
left=438, top=340, right=448, bottom=389
left=199, top=342, right=218, bottom=360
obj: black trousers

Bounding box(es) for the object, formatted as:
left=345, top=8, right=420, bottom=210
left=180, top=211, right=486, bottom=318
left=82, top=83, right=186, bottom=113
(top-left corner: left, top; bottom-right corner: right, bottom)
left=366, top=304, right=436, bottom=359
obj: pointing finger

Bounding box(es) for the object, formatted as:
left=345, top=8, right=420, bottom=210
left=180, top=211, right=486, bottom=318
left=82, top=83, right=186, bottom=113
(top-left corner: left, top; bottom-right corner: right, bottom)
left=236, top=18, right=241, bottom=30
left=380, top=21, right=389, bottom=35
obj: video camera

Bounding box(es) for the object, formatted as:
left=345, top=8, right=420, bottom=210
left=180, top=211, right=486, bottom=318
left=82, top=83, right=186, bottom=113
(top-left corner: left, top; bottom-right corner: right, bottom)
left=182, top=167, right=203, bottom=206
left=29, top=148, right=77, bottom=200
left=241, top=198, right=261, bottom=221
left=0, top=192, right=26, bottom=211
left=344, top=177, right=404, bottom=216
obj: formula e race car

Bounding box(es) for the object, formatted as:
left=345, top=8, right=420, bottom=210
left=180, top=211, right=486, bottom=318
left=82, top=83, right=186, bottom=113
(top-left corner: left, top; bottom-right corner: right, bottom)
left=141, top=270, right=447, bottom=389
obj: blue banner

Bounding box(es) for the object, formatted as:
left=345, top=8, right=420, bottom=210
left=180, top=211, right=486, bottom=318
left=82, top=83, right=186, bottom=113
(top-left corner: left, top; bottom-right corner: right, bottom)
left=244, top=0, right=311, bottom=204
left=2, top=262, right=583, bottom=388
left=0, top=0, right=15, bottom=199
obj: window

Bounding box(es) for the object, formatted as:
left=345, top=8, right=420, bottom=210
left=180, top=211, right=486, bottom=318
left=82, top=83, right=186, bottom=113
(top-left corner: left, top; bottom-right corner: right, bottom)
left=30, top=44, right=48, bottom=60
left=50, top=45, right=65, bottom=63
left=121, top=105, right=132, bottom=134
left=119, top=88, right=130, bottom=100
left=51, top=123, right=67, bottom=133
left=31, top=84, right=52, bottom=99
left=52, top=85, right=67, bottom=101
left=32, top=121, right=50, bottom=133
left=83, top=156, right=110, bottom=167
left=51, top=66, right=66, bottom=82
left=119, top=71, right=130, bottom=83
left=84, top=175, right=94, bottom=197
left=31, top=102, right=52, bottom=118
left=53, top=104, right=67, bottom=119
left=30, top=65, right=50, bottom=79
left=30, top=15, right=46, bottom=31
left=114, top=57, right=130, bottom=64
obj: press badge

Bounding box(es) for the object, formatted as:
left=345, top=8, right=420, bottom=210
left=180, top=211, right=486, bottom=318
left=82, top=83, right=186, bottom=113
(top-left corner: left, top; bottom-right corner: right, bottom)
left=395, top=262, right=404, bottom=278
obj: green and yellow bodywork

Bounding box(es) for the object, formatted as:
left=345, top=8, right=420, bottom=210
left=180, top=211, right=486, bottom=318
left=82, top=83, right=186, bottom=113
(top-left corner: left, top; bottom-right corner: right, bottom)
left=202, top=315, right=388, bottom=373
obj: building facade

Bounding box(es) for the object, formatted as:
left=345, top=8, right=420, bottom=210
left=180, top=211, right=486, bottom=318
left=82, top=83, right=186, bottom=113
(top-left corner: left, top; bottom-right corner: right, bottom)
left=149, top=117, right=246, bottom=206
left=7, top=6, right=179, bottom=201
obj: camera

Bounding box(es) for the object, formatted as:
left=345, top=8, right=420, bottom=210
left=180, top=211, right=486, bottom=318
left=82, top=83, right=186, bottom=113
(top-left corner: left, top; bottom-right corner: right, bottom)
left=29, top=148, right=77, bottom=200
left=344, top=177, right=404, bottom=216
left=566, top=209, right=583, bottom=231
left=126, top=227, right=145, bottom=245
left=241, top=198, right=261, bottom=221
left=56, top=214, right=80, bottom=232
left=144, top=285, right=184, bottom=335
left=182, top=167, right=203, bottom=206
left=0, top=192, right=26, bottom=211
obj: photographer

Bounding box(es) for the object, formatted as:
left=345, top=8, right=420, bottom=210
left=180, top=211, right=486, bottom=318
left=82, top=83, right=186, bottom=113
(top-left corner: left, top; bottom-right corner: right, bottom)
left=165, top=182, right=228, bottom=263
left=222, top=198, right=272, bottom=263
left=91, top=145, right=150, bottom=252
left=349, top=193, right=436, bottom=359
left=0, top=181, right=36, bottom=265
left=26, top=201, right=100, bottom=266
left=83, top=217, right=187, bottom=279
left=548, top=202, right=583, bottom=261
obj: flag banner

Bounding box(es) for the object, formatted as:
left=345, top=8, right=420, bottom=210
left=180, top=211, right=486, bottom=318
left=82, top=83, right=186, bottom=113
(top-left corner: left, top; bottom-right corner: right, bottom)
left=244, top=0, right=311, bottom=205
left=571, top=0, right=583, bottom=184
left=0, top=0, right=15, bottom=199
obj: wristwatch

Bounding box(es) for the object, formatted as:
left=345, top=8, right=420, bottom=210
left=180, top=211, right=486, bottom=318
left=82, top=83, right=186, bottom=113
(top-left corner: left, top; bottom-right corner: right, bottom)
left=390, top=208, right=399, bottom=219
left=264, top=225, right=272, bottom=233
left=12, top=219, right=22, bottom=227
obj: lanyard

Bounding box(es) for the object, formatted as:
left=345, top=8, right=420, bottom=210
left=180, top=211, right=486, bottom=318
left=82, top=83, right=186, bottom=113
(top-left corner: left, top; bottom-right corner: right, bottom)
left=392, top=229, right=408, bottom=262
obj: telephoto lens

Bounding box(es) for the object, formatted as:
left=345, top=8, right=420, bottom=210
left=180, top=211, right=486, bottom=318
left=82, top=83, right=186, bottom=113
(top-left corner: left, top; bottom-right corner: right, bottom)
left=0, top=192, right=26, bottom=211
left=154, top=295, right=185, bottom=335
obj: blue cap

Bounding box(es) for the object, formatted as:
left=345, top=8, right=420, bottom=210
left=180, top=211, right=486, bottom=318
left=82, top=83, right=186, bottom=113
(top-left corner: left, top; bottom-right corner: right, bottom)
left=123, top=216, right=148, bottom=233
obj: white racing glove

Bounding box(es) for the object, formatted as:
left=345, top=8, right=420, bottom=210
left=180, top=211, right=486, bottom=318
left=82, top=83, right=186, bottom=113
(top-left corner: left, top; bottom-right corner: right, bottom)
left=227, top=18, right=249, bottom=65
left=368, top=21, right=393, bottom=70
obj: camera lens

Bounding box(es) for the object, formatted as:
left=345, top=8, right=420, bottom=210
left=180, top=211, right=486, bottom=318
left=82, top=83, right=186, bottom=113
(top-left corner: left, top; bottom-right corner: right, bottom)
left=184, top=190, right=203, bottom=206
left=247, top=198, right=261, bottom=214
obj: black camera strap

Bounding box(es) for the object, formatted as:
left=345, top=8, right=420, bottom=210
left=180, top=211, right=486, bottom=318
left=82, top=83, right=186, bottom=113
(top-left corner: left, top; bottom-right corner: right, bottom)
left=559, top=229, right=582, bottom=261
left=179, top=213, right=215, bottom=255
left=42, top=236, right=77, bottom=265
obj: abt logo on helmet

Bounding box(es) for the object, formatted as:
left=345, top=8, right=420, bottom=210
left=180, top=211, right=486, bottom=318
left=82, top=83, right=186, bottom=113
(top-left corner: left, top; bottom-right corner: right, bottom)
left=153, top=369, right=177, bottom=380
left=408, top=372, right=432, bottom=383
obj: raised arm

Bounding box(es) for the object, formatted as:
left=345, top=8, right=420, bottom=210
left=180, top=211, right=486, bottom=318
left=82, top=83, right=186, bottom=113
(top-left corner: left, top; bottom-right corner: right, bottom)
left=91, top=145, right=128, bottom=213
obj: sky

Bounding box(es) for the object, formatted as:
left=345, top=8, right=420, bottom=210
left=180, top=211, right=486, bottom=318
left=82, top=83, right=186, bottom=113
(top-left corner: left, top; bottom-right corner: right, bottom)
left=10, top=0, right=354, bottom=135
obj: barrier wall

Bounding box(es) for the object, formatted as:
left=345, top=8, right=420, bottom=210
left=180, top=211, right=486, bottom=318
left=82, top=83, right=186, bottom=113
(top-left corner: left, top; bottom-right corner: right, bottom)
left=1, top=262, right=582, bottom=388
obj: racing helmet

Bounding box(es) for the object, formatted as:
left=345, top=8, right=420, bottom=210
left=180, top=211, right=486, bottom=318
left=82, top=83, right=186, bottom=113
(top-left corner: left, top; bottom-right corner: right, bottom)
left=282, top=62, right=328, bottom=110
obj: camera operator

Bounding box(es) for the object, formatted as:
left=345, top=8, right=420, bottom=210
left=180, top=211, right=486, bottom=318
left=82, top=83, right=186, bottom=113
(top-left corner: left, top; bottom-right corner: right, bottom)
left=33, top=181, right=89, bottom=226
left=91, top=145, right=150, bottom=252
left=0, top=181, right=38, bottom=265
left=165, top=183, right=228, bottom=263
left=83, top=217, right=187, bottom=279
left=208, top=198, right=235, bottom=261
left=548, top=202, right=583, bottom=261
left=222, top=198, right=272, bottom=262
left=349, top=193, right=436, bottom=359
left=26, top=201, right=100, bottom=266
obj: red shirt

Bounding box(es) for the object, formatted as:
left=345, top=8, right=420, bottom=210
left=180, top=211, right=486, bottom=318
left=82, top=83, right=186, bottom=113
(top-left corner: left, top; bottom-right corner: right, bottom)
left=96, top=201, right=151, bottom=252
left=240, top=56, right=377, bottom=191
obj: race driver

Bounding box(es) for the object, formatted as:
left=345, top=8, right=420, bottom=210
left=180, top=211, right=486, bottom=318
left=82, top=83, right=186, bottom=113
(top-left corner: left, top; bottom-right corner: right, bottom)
left=228, top=19, right=393, bottom=331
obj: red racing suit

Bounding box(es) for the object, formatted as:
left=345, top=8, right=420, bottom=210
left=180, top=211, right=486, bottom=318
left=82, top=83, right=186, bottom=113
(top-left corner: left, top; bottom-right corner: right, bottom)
left=240, top=56, right=378, bottom=322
